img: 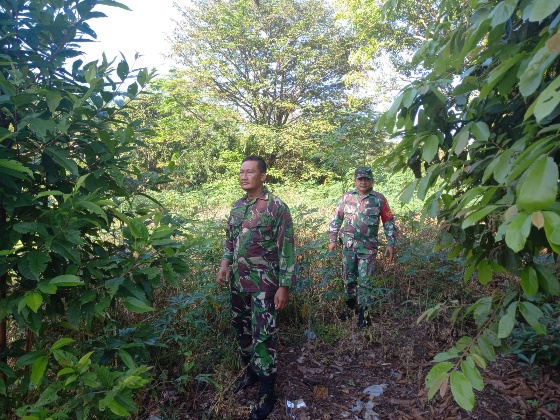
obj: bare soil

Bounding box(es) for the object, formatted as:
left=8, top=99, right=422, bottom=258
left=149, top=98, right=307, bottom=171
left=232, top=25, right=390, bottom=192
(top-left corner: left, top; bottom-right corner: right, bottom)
left=144, top=306, right=560, bottom=420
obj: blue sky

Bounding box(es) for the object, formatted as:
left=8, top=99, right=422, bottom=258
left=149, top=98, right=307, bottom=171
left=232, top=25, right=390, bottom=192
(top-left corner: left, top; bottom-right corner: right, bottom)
left=81, top=0, right=181, bottom=75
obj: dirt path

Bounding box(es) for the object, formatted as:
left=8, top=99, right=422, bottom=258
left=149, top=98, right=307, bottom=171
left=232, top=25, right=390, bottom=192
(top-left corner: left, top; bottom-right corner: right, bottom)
left=163, top=311, right=560, bottom=419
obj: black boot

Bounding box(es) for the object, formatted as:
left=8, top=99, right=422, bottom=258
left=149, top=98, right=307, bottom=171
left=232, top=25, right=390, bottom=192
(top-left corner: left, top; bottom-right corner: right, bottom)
left=233, top=354, right=258, bottom=393
left=249, top=375, right=277, bottom=420
left=338, top=297, right=357, bottom=321
left=357, top=306, right=371, bottom=329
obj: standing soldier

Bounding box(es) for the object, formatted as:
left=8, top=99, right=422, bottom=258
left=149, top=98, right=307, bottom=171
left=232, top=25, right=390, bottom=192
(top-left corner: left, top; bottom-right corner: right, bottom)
left=217, top=156, right=296, bottom=420
left=328, top=167, right=396, bottom=329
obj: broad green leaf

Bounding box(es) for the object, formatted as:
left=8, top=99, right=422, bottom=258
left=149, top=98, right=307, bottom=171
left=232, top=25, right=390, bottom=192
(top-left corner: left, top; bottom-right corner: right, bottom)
left=35, top=383, right=60, bottom=406
left=38, top=280, right=58, bottom=295
left=433, top=350, right=460, bottom=362
left=471, top=122, right=490, bottom=142
left=36, top=190, right=63, bottom=198
left=129, top=218, right=149, bottom=239
left=46, top=90, right=62, bottom=114
left=0, top=377, right=5, bottom=396
left=0, top=159, right=33, bottom=177
left=57, top=367, right=75, bottom=378
left=498, top=301, right=517, bottom=338
left=31, top=356, right=48, bottom=386
left=428, top=372, right=449, bottom=400
left=123, top=297, right=154, bottom=313
left=519, top=45, right=559, bottom=97
left=493, top=149, right=515, bottom=184
left=117, top=60, right=129, bottom=81
left=543, top=211, right=560, bottom=254
left=489, top=0, right=516, bottom=27
left=534, top=76, right=560, bottom=122
left=470, top=296, right=492, bottom=327
left=44, top=147, right=79, bottom=176
left=119, top=349, right=136, bottom=369
left=76, top=200, right=108, bottom=224
left=455, top=336, right=473, bottom=350
left=464, top=261, right=477, bottom=282
left=122, top=375, right=148, bottom=388
left=470, top=353, right=487, bottom=370
left=517, top=156, right=559, bottom=211
left=520, top=266, right=539, bottom=297
left=477, top=260, right=492, bottom=285
left=477, top=336, right=496, bottom=361
left=454, top=127, right=470, bottom=156
left=519, top=301, right=546, bottom=334
left=107, top=399, right=130, bottom=416
left=479, top=53, right=525, bottom=98
left=461, top=361, right=484, bottom=391
left=15, top=350, right=47, bottom=368
left=447, top=244, right=463, bottom=260
left=505, top=212, right=531, bottom=252
left=51, top=338, right=75, bottom=351
left=77, top=351, right=94, bottom=368
left=529, top=0, right=560, bottom=22
left=425, top=362, right=453, bottom=388
left=450, top=371, right=475, bottom=411
left=534, top=264, right=560, bottom=296
left=417, top=171, right=435, bottom=200
left=28, top=250, right=50, bottom=279
left=26, top=293, right=43, bottom=313
left=49, top=275, right=84, bottom=287
left=462, top=206, right=499, bottom=229
left=422, top=134, right=439, bottom=162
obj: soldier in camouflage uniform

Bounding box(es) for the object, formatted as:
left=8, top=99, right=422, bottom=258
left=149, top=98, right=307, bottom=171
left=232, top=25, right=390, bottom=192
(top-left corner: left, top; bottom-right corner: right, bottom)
left=217, top=156, right=296, bottom=420
left=328, top=167, right=396, bottom=329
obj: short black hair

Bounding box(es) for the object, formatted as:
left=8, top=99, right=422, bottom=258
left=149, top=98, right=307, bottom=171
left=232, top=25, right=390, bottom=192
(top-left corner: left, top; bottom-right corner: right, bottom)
left=242, top=155, right=267, bottom=173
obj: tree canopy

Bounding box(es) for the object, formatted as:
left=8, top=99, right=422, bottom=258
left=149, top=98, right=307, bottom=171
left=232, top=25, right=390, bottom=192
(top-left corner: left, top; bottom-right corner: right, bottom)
left=171, top=0, right=355, bottom=126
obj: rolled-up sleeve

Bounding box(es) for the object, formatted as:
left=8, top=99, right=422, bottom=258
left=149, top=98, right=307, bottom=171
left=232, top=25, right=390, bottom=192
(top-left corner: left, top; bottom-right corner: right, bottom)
left=222, top=214, right=235, bottom=263
left=276, top=205, right=296, bottom=287
left=381, top=199, right=396, bottom=246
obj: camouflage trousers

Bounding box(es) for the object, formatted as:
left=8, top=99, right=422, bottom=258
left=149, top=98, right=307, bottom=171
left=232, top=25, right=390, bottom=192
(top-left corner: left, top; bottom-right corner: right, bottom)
left=342, top=246, right=377, bottom=307
left=230, top=287, right=277, bottom=378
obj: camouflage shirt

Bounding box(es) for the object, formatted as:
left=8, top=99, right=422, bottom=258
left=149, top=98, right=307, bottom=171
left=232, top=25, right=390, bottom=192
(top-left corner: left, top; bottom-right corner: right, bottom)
left=328, top=189, right=396, bottom=254
left=222, top=187, right=296, bottom=292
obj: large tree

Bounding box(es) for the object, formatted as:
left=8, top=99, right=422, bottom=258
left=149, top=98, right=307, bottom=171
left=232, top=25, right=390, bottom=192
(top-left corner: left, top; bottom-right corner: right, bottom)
left=171, top=0, right=355, bottom=126
left=378, top=0, right=559, bottom=411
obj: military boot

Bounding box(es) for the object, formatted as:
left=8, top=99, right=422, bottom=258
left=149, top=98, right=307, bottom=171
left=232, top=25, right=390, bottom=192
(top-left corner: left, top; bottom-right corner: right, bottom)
left=233, top=354, right=258, bottom=393
left=249, top=375, right=277, bottom=420
left=338, top=297, right=357, bottom=321
left=357, top=306, right=371, bottom=329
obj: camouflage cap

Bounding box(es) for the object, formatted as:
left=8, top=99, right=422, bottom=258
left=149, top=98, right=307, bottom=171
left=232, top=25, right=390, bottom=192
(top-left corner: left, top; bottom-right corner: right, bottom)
left=355, top=167, right=373, bottom=179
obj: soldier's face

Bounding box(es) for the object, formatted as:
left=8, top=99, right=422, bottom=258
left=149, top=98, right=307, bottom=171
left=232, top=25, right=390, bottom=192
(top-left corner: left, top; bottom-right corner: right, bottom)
left=355, top=177, right=373, bottom=194
left=239, top=160, right=266, bottom=193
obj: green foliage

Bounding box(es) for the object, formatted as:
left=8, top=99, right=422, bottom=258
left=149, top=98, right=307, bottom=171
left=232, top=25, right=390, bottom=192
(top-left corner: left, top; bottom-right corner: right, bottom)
left=339, top=0, right=443, bottom=75
left=510, top=302, right=560, bottom=367
left=377, top=0, right=560, bottom=411
left=128, top=74, right=241, bottom=186
left=172, top=0, right=355, bottom=126
left=0, top=1, right=196, bottom=416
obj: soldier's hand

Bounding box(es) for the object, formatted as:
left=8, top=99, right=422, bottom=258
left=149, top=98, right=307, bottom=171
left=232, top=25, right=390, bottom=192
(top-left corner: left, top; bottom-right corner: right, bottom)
left=274, top=287, right=289, bottom=310
left=217, top=260, right=230, bottom=287
left=385, top=246, right=394, bottom=262
left=328, top=242, right=336, bottom=252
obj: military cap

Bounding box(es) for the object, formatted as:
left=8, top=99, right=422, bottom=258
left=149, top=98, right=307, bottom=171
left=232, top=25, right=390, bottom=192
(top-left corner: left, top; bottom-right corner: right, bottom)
left=355, top=167, right=373, bottom=179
